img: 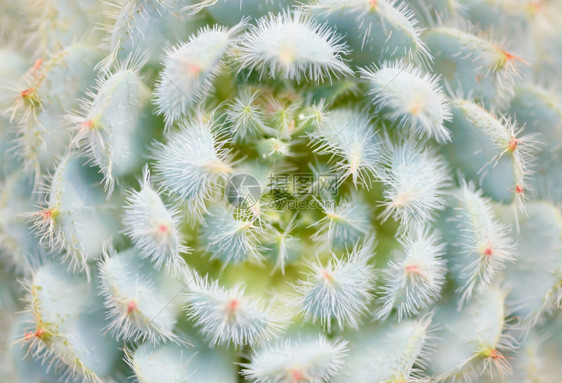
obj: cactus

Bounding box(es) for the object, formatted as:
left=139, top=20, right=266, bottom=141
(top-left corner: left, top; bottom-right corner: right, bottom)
left=0, top=1, right=561, bottom=382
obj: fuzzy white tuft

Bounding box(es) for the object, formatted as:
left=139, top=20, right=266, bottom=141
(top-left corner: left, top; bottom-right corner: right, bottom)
left=68, top=57, right=150, bottom=194
left=152, top=115, right=233, bottom=218
left=377, top=136, right=451, bottom=228
left=123, top=166, right=189, bottom=275
left=241, top=335, right=348, bottom=383
left=98, top=250, right=182, bottom=344
left=264, top=216, right=299, bottom=275
left=184, top=276, right=286, bottom=347
left=452, top=181, right=517, bottom=306
left=361, top=61, right=452, bottom=143
left=225, top=89, right=270, bottom=142
left=154, top=23, right=243, bottom=127
left=377, top=225, right=446, bottom=320
left=236, top=11, right=352, bottom=82
left=199, top=205, right=264, bottom=265
left=309, top=109, right=381, bottom=187
left=310, top=194, right=373, bottom=251
left=295, top=239, right=376, bottom=331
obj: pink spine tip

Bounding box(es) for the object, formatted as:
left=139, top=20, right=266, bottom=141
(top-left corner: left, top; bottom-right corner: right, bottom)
left=127, top=301, right=137, bottom=314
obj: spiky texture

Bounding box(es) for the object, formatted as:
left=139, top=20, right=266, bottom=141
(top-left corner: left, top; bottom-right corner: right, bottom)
left=69, top=59, right=152, bottom=193
left=154, top=24, right=242, bottom=126
left=7, top=44, right=102, bottom=178
left=2, top=1, right=562, bottom=383
left=377, top=136, right=451, bottom=228
left=123, top=167, right=188, bottom=275
left=26, top=153, right=118, bottom=279
left=309, top=109, right=381, bottom=187
left=241, top=335, right=348, bottom=383
left=295, top=240, right=376, bottom=331
left=98, top=248, right=183, bottom=344
left=185, top=276, right=286, bottom=347
left=306, top=0, right=430, bottom=65
left=508, top=83, right=562, bottom=202
left=448, top=182, right=517, bottom=306
left=98, top=0, right=197, bottom=70
left=310, top=194, right=373, bottom=251
left=236, top=10, right=352, bottom=82
left=428, top=286, right=517, bottom=382
left=422, top=26, right=521, bottom=106
left=377, top=225, right=446, bottom=320
left=361, top=61, right=452, bottom=143
left=225, top=89, right=270, bottom=142
left=444, top=98, right=537, bottom=205
left=20, top=263, right=119, bottom=383
left=200, top=205, right=263, bottom=264
left=152, top=115, right=233, bottom=217
left=262, top=216, right=299, bottom=274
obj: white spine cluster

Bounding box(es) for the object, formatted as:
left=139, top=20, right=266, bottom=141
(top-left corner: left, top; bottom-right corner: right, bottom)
left=98, top=249, right=181, bottom=344
left=152, top=116, right=233, bottom=217
left=265, top=217, right=298, bottom=274
left=361, top=61, right=451, bottom=143
left=241, top=335, right=348, bottom=383
left=310, top=194, right=372, bottom=250
left=309, top=109, right=381, bottom=187
left=378, top=136, right=451, bottom=228
left=296, top=240, right=376, bottom=331
left=237, top=11, right=352, bottom=82
left=200, top=206, right=263, bottom=264
left=225, top=89, right=269, bottom=142
left=155, top=23, right=243, bottom=126
left=68, top=59, right=150, bottom=194
left=184, top=276, right=286, bottom=347
left=453, top=182, right=517, bottom=305
left=377, top=225, right=446, bottom=320
left=123, top=166, right=188, bottom=275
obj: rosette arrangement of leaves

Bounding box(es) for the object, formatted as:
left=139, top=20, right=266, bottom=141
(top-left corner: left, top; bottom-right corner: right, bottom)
left=1, top=0, right=562, bottom=382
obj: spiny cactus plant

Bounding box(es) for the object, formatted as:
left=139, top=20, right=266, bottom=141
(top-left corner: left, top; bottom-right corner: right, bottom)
left=1, top=0, right=561, bottom=382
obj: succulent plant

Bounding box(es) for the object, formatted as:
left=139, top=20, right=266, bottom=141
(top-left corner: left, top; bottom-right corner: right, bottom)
left=1, top=0, right=561, bottom=382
